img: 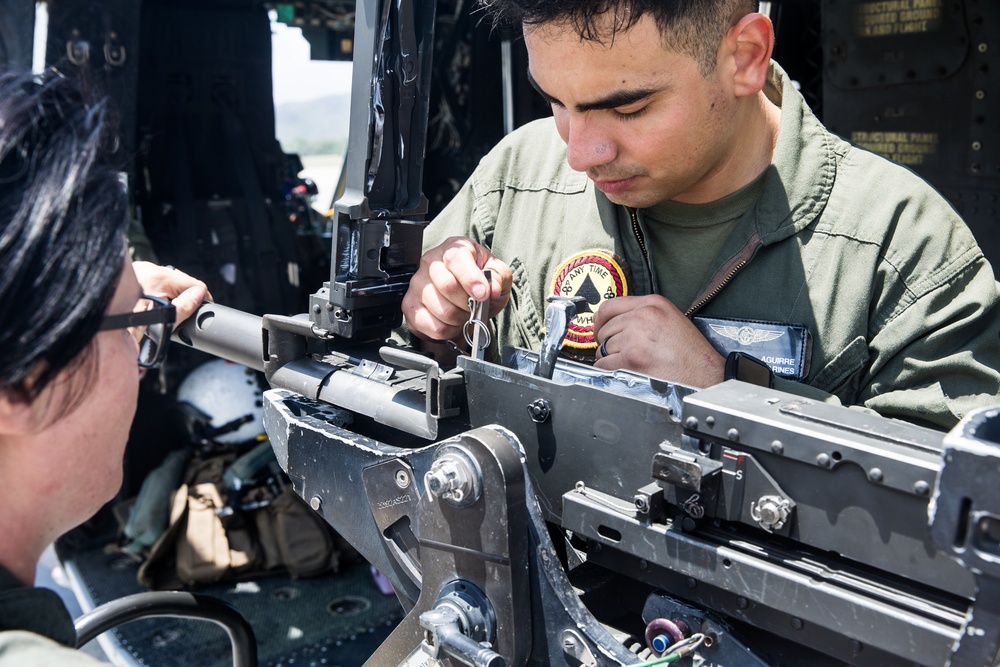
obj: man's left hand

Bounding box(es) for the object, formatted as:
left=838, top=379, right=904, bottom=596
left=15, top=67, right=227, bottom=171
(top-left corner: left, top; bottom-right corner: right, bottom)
left=592, top=294, right=725, bottom=388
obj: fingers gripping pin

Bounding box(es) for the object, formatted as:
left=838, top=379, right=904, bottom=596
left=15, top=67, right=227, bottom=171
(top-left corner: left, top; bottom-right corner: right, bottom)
left=463, top=269, right=491, bottom=360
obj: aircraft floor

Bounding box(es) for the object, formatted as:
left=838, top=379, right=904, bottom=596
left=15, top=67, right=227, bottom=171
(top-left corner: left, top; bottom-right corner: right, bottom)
left=64, top=545, right=404, bottom=667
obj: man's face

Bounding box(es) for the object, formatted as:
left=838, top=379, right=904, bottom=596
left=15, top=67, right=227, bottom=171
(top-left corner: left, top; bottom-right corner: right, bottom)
left=525, top=14, right=744, bottom=207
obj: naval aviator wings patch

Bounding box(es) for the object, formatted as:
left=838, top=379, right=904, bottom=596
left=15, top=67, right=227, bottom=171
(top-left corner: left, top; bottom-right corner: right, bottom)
left=709, top=324, right=785, bottom=346
left=550, top=249, right=631, bottom=353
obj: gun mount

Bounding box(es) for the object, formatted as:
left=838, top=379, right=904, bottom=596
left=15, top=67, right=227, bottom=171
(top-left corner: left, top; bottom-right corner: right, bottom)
left=169, top=0, right=1000, bottom=664
left=175, top=297, right=1000, bottom=666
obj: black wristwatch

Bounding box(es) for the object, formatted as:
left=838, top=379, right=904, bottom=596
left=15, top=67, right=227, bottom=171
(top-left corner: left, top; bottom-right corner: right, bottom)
left=724, top=351, right=774, bottom=388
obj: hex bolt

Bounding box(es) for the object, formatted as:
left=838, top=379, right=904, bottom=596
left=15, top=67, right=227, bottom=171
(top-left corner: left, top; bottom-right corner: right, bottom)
left=751, top=495, right=791, bottom=531
left=526, top=398, right=551, bottom=423
left=424, top=449, right=482, bottom=507
left=634, top=494, right=650, bottom=513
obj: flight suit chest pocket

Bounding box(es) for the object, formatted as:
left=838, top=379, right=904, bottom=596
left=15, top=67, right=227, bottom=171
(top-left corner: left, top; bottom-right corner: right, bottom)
left=811, top=336, right=870, bottom=402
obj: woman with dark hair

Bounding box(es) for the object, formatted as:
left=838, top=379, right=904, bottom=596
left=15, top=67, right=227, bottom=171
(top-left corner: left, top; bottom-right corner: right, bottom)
left=0, top=70, right=208, bottom=663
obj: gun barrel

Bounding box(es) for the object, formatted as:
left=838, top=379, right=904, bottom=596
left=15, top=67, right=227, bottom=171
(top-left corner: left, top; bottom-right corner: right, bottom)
left=173, top=302, right=266, bottom=373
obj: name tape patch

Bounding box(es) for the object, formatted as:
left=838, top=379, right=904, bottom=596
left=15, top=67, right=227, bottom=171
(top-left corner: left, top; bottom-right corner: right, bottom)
left=693, top=316, right=813, bottom=381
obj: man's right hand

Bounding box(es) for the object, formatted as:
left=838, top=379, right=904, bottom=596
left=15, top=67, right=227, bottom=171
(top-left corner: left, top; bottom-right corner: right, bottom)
left=402, top=236, right=512, bottom=344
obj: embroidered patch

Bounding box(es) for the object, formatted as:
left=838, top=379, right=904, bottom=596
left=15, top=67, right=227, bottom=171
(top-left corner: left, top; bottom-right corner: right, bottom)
left=550, top=250, right=630, bottom=350
left=693, top=316, right=813, bottom=381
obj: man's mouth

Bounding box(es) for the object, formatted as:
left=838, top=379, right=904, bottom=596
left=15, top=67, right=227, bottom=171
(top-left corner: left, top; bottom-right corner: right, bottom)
left=591, top=175, right=637, bottom=195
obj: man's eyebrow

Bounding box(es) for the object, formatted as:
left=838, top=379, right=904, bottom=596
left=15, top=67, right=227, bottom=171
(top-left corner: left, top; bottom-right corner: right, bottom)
left=526, top=68, right=658, bottom=113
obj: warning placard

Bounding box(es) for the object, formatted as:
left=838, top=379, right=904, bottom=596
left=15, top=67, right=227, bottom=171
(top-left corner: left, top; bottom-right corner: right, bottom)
left=855, top=0, right=943, bottom=37
left=850, top=131, right=939, bottom=166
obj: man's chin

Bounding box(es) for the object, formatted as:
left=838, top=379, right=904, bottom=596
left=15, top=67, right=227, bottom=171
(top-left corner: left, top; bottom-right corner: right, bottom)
left=601, top=189, right=657, bottom=209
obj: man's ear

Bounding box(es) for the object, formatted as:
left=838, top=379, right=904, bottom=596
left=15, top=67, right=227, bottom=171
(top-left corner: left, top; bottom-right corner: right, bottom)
left=0, top=387, right=43, bottom=436
left=723, top=13, right=775, bottom=98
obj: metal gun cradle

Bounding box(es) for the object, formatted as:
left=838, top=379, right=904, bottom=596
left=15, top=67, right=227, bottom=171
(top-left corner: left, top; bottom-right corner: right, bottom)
left=177, top=300, right=1000, bottom=666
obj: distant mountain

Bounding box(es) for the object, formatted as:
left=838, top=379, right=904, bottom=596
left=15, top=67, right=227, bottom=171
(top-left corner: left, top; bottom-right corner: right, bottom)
left=275, top=93, right=352, bottom=155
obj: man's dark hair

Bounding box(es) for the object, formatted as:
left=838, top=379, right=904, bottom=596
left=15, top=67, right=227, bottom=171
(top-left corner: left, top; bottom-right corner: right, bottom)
left=0, top=69, right=128, bottom=407
left=481, top=0, right=759, bottom=74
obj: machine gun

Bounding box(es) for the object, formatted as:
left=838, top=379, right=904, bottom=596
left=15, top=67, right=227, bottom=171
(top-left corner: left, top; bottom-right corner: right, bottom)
left=173, top=0, right=1000, bottom=664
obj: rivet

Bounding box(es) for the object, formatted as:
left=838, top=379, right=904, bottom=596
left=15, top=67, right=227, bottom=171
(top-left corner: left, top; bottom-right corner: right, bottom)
left=972, top=141, right=983, bottom=151
left=771, top=440, right=784, bottom=454
left=686, top=577, right=697, bottom=589
left=705, top=416, right=716, bottom=428
left=791, top=617, right=804, bottom=630
left=914, top=480, right=930, bottom=495
left=979, top=42, right=988, bottom=53
left=737, top=597, right=749, bottom=609
left=684, top=416, right=699, bottom=430
left=868, top=468, right=884, bottom=483
left=395, top=470, right=410, bottom=488
left=816, top=453, right=831, bottom=467
left=310, top=496, right=322, bottom=511
left=727, top=428, right=740, bottom=442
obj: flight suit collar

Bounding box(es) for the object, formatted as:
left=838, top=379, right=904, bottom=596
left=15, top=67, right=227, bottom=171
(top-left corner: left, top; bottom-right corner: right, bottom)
left=0, top=563, right=77, bottom=647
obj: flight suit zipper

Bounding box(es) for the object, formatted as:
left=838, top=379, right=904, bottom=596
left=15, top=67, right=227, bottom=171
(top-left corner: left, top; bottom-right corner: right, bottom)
left=629, top=206, right=760, bottom=315
left=628, top=207, right=653, bottom=283
left=685, top=231, right=762, bottom=317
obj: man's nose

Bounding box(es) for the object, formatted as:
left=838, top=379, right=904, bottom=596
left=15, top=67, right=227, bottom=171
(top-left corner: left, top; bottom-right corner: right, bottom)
left=564, top=116, right=616, bottom=173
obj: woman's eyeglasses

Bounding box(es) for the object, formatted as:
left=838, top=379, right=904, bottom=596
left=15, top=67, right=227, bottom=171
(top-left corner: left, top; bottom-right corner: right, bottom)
left=99, top=294, right=176, bottom=368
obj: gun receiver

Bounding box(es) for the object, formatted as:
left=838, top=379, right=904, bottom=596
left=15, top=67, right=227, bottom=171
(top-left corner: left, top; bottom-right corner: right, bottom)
left=175, top=299, right=1000, bottom=666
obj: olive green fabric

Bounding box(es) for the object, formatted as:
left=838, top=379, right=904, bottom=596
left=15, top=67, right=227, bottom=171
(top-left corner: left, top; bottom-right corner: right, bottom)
left=0, top=565, right=105, bottom=666
left=422, top=61, right=1000, bottom=430
left=642, top=171, right=766, bottom=311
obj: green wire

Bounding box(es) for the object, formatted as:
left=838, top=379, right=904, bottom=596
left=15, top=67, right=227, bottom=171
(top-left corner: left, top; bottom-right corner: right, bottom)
left=631, top=652, right=681, bottom=666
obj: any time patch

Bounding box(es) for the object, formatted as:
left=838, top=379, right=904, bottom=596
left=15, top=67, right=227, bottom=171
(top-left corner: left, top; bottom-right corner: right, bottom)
left=550, top=250, right=631, bottom=351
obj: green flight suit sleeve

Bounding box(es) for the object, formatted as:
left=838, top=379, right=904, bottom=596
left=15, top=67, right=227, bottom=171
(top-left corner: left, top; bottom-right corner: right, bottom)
left=862, top=254, right=1000, bottom=430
